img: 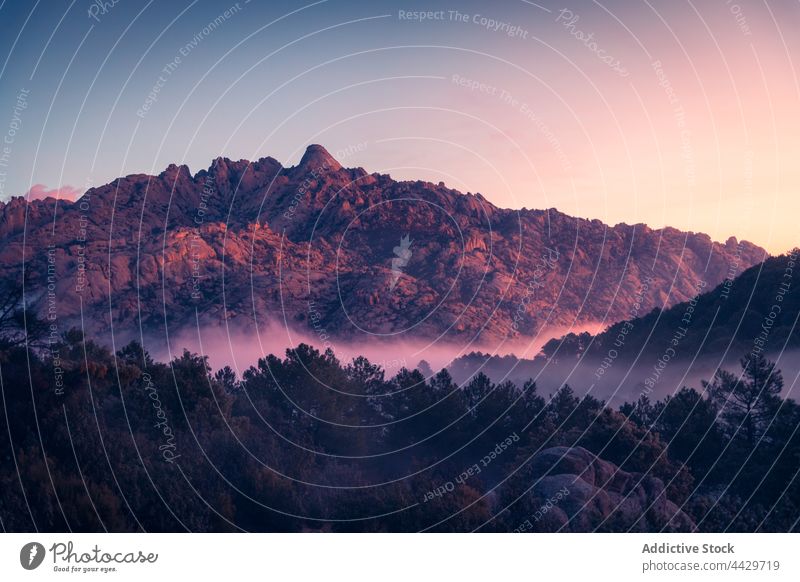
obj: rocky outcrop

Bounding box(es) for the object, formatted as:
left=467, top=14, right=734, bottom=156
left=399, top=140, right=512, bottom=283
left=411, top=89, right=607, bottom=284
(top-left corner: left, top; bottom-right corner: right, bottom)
left=522, top=447, right=694, bottom=532
left=0, top=145, right=767, bottom=343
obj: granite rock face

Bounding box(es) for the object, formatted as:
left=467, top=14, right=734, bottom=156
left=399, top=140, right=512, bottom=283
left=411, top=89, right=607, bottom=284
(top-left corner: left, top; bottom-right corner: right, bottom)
left=522, top=446, right=695, bottom=532
left=0, top=145, right=766, bottom=343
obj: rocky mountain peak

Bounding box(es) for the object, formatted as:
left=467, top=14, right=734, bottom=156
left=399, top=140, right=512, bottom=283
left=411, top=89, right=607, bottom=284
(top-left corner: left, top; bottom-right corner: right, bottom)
left=294, top=144, right=342, bottom=173
left=0, top=145, right=770, bottom=343
left=159, top=163, right=192, bottom=182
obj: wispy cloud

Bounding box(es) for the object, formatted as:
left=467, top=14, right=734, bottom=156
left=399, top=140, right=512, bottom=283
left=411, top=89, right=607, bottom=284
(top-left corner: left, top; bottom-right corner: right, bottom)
left=22, top=184, right=82, bottom=202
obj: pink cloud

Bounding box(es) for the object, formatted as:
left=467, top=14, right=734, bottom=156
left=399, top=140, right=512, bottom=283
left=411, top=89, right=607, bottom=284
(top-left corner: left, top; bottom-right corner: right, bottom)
left=23, top=184, right=83, bottom=202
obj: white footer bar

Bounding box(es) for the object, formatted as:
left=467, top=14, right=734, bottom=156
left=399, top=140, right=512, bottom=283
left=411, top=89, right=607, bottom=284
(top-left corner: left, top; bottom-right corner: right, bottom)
left=1, top=533, right=797, bottom=580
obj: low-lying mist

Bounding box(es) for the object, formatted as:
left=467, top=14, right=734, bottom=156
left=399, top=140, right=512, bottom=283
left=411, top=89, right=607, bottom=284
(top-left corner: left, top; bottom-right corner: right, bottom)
left=448, top=349, right=800, bottom=406
left=141, top=319, right=799, bottom=407
left=145, top=319, right=601, bottom=379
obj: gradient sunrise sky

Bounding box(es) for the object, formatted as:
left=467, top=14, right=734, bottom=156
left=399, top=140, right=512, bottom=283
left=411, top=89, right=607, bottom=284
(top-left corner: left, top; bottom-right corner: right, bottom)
left=1, top=0, right=798, bottom=253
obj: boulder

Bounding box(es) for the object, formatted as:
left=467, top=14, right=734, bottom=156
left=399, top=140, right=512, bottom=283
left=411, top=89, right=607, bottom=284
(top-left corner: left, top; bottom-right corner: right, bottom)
left=525, top=446, right=695, bottom=532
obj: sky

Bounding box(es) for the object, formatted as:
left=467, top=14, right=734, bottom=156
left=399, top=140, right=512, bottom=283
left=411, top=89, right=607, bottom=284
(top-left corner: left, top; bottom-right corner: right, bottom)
left=1, top=0, right=799, bottom=253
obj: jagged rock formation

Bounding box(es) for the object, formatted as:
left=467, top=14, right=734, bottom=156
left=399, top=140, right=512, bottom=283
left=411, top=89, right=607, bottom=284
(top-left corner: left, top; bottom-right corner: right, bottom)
left=0, top=145, right=766, bottom=342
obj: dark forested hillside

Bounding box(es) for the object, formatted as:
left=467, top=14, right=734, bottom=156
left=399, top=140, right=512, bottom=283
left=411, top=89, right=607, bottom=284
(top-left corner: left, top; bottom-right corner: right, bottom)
left=542, top=251, right=799, bottom=363
left=448, top=252, right=800, bottom=402
left=1, top=331, right=797, bottom=532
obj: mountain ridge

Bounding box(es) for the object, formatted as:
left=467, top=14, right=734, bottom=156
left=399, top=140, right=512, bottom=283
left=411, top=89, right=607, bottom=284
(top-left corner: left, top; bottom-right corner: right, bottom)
left=0, top=145, right=769, bottom=343
left=1, top=145, right=770, bottom=248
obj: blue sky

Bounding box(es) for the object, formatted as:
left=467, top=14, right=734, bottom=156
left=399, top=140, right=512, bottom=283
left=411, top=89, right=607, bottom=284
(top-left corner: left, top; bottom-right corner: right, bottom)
left=2, top=0, right=799, bottom=252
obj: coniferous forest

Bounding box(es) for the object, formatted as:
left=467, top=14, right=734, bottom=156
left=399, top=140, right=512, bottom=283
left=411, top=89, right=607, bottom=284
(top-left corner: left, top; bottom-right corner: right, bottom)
left=2, top=324, right=798, bottom=532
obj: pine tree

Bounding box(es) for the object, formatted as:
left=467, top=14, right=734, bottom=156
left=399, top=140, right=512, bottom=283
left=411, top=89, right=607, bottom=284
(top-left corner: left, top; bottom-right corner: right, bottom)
left=704, top=353, right=783, bottom=449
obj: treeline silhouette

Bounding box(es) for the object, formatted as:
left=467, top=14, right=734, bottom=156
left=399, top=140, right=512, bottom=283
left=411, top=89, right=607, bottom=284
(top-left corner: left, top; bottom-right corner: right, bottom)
left=1, top=329, right=798, bottom=532
left=542, top=252, right=800, bottom=363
